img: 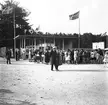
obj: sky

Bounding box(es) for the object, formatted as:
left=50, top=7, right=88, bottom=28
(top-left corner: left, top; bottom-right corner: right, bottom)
left=1, top=0, right=108, bottom=34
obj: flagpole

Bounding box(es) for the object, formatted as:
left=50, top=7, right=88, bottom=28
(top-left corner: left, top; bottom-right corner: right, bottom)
left=13, top=6, right=16, bottom=59
left=78, top=11, right=80, bottom=48
left=69, top=11, right=80, bottom=48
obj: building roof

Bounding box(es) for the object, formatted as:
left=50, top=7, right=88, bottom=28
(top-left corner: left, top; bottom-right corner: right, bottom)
left=15, top=34, right=78, bottom=39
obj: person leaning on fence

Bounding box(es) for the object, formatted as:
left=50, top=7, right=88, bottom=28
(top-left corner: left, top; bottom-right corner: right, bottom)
left=6, top=49, right=11, bottom=64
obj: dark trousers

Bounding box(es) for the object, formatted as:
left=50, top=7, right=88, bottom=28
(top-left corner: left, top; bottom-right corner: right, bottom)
left=51, top=63, right=58, bottom=70
left=7, top=58, right=11, bottom=64
left=16, top=54, right=18, bottom=61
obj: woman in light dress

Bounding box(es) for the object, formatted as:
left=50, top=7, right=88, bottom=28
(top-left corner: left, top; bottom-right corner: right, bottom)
left=74, top=49, right=78, bottom=64
left=103, top=51, right=108, bottom=66
left=28, top=49, right=31, bottom=61
left=65, top=52, right=70, bottom=64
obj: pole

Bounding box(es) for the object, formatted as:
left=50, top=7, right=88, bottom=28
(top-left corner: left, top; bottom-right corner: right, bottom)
left=54, top=36, right=55, bottom=46
left=78, top=12, right=80, bottom=48
left=106, top=35, right=108, bottom=48
left=41, top=37, right=42, bottom=50
left=62, top=38, right=64, bottom=50
left=13, top=6, right=16, bottom=58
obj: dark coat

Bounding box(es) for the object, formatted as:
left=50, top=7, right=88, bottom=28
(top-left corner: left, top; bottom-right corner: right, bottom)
left=6, top=50, right=11, bottom=59
left=45, top=51, right=50, bottom=63
left=70, top=51, right=74, bottom=60
left=50, top=50, right=62, bottom=66
left=50, top=50, right=58, bottom=65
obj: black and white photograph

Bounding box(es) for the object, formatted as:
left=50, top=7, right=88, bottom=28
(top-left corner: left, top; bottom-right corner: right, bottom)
left=0, top=0, right=108, bottom=105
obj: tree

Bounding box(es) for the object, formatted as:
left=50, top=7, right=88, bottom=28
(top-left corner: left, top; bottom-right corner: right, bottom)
left=80, top=33, right=92, bottom=48
left=0, top=0, right=31, bottom=47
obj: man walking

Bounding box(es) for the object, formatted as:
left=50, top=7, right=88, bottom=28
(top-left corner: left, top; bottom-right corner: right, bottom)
left=6, top=48, right=11, bottom=64
left=15, top=49, right=18, bottom=61
left=50, top=47, right=59, bottom=71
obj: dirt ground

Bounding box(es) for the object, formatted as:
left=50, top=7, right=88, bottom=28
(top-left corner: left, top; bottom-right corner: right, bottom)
left=0, top=58, right=108, bottom=105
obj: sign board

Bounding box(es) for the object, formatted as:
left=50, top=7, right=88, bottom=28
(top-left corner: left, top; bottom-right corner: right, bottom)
left=0, top=47, right=6, bottom=57
left=92, top=42, right=104, bottom=49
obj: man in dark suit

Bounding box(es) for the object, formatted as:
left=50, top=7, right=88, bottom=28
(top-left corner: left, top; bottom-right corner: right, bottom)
left=6, top=49, right=11, bottom=64
left=50, top=47, right=59, bottom=71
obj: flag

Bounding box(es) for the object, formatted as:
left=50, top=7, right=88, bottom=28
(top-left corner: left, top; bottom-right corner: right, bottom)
left=69, top=11, right=79, bottom=20
left=35, top=25, right=40, bottom=31
left=29, top=29, right=34, bottom=34
left=2, top=6, right=13, bottom=14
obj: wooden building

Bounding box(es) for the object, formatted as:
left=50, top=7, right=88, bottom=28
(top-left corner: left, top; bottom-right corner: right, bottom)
left=15, top=34, right=78, bottom=50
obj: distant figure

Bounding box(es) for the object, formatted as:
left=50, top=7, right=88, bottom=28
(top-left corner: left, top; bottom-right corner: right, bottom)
left=97, top=48, right=104, bottom=64
left=90, top=50, right=96, bottom=64
left=15, top=49, right=18, bottom=61
left=6, top=49, right=11, bottom=64
left=70, top=50, right=74, bottom=64
left=74, top=49, right=78, bottom=64
left=41, top=52, right=45, bottom=63
left=28, top=49, right=32, bottom=61
left=65, top=52, right=70, bottom=64
left=10, top=49, right=13, bottom=58
left=36, top=52, right=40, bottom=63
left=45, top=50, right=50, bottom=64
left=103, top=51, right=108, bottom=64
left=61, top=50, right=65, bottom=63
left=79, top=49, right=83, bottom=64
left=18, top=49, right=20, bottom=60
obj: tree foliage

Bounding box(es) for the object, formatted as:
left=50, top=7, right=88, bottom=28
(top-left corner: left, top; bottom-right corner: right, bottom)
left=0, top=0, right=31, bottom=47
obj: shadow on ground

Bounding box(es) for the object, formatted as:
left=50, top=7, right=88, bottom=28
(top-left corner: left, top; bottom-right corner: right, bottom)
left=0, top=89, right=37, bottom=105
left=0, top=99, right=37, bottom=105
left=0, top=101, right=37, bottom=105
left=0, top=89, right=14, bottom=94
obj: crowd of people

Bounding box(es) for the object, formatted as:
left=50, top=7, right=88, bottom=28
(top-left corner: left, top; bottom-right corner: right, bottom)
left=5, top=47, right=108, bottom=67
left=26, top=47, right=108, bottom=65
